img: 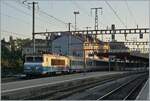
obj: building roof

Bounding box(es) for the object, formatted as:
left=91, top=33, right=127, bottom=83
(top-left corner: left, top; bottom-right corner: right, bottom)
left=23, top=32, right=106, bottom=49
left=109, top=42, right=129, bottom=50
left=53, top=32, right=105, bottom=45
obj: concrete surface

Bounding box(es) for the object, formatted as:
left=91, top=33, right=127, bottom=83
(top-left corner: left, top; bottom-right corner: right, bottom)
left=136, top=78, right=149, bottom=100
left=2, top=71, right=125, bottom=92
left=1, top=71, right=130, bottom=100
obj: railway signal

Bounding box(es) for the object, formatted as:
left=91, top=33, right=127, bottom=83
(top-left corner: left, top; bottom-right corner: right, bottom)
left=139, top=33, right=143, bottom=39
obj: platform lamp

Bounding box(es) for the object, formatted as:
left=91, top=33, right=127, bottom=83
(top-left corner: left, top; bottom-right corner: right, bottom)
left=74, top=11, right=80, bottom=31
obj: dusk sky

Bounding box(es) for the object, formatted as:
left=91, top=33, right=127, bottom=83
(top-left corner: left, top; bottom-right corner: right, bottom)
left=0, top=0, right=149, bottom=41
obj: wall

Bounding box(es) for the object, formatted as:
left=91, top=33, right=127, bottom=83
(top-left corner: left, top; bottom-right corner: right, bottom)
left=52, top=35, right=83, bottom=57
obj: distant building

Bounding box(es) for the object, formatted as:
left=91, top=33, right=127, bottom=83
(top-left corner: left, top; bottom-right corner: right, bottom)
left=52, top=34, right=83, bottom=57
left=52, top=33, right=109, bottom=59
left=108, top=42, right=129, bottom=52
left=22, top=39, right=51, bottom=55
left=22, top=33, right=110, bottom=59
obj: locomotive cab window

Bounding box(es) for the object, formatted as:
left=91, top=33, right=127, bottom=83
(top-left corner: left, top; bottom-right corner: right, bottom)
left=35, top=57, right=43, bottom=62
left=26, top=57, right=34, bottom=62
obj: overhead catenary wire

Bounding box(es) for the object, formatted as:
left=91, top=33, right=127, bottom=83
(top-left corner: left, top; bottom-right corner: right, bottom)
left=1, top=2, right=76, bottom=40
left=18, top=0, right=76, bottom=30
left=38, top=9, right=68, bottom=27
left=0, top=12, right=30, bottom=25
left=0, top=12, right=46, bottom=30
left=72, top=1, right=106, bottom=30
left=4, top=0, right=72, bottom=33
left=105, top=0, right=127, bottom=28
left=2, top=1, right=49, bottom=30
left=125, top=0, right=137, bottom=27
left=20, top=1, right=67, bottom=26
left=72, top=1, right=91, bottom=18
left=14, top=1, right=55, bottom=25
left=1, top=30, right=31, bottom=37
left=2, top=1, right=31, bottom=16
left=3, top=0, right=76, bottom=35
left=71, top=1, right=93, bottom=30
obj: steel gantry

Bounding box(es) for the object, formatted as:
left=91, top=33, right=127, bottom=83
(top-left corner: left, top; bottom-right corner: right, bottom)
left=34, top=27, right=149, bottom=37
left=33, top=27, right=149, bottom=69
left=33, top=27, right=149, bottom=55
left=34, top=27, right=149, bottom=49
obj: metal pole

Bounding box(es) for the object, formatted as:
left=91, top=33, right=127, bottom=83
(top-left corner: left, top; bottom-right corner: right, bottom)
left=68, top=23, right=71, bottom=71
left=75, top=14, right=76, bottom=31
left=83, top=27, right=91, bottom=74
left=68, top=22, right=71, bottom=32
left=109, top=56, right=110, bottom=72
left=28, top=2, right=38, bottom=54
left=84, top=27, right=91, bottom=41
left=74, top=11, right=79, bottom=31
left=91, top=7, right=102, bottom=30
left=83, top=42, right=86, bottom=74
left=33, top=2, right=35, bottom=53
left=68, top=23, right=71, bottom=56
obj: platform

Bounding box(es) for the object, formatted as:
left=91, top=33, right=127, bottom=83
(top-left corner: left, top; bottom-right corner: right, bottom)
left=136, top=78, right=149, bottom=100
left=2, top=71, right=140, bottom=100
left=2, top=71, right=125, bottom=92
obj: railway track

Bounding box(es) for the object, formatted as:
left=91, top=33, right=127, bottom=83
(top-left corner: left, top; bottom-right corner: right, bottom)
left=44, top=72, right=148, bottom=100
left=24, top=72, right=130, bottom=100
left=25, top=71, right=147, bottom=100
left=98, top=73, right=148, bottom=100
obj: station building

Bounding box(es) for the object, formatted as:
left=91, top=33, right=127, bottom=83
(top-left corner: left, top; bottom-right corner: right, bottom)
left=22, top=33, right=110, bottom=60
left=52, top=33, right=109, bottom=59
left=22, top=39, right=51, bottom=55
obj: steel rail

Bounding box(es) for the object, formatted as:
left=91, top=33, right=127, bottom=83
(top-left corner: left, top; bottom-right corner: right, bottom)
left=48, top=73, right=143, bottom=100
left=46, top=76, right=120, bottom=100
left=97, top=74, right=147, bottom=100
left=123, top=76, right=147, bottom=100
left=28, top=73, right=132, bottom=100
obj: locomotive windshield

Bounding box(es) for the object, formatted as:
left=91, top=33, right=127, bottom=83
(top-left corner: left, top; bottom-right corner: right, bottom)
left=25, top=56, right=43, bottom=62
left=35, top=57, right=43, bottom=62
left=26, top=57, right=34, bottom=62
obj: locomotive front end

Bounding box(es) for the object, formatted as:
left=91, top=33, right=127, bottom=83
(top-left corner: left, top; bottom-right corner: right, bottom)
left=24, top=54, right=44, bottom=76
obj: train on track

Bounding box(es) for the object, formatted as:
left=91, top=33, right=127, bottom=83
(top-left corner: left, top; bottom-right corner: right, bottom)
left=23, top=53, right=141, bottom=76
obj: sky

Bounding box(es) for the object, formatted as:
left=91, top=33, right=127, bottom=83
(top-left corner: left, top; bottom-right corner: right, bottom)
left=0, top=0, right=149, bottom=42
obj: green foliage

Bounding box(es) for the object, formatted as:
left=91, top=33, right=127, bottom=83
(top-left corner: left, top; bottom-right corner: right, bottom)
left=1, top=38, right=31, bottom=76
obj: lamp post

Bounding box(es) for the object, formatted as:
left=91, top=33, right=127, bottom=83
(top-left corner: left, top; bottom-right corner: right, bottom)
left=74, top=11, right=80, bottom=31
left=83, top=26, right=91, bottom=41
left=82, top=26, right=91, bottom=75
left=109, top=56, right=111, bottom=72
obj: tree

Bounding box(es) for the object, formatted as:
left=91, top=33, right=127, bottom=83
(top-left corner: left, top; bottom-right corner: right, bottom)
left=1, top=38, right=31, bottom=76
